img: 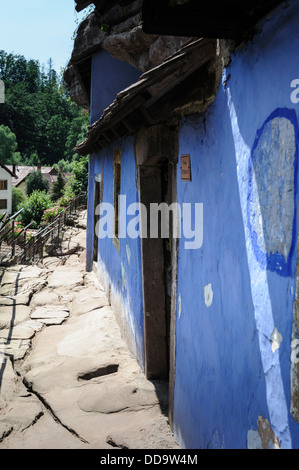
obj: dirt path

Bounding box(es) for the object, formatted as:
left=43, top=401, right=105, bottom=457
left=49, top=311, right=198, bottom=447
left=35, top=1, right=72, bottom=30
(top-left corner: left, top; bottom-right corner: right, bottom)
left=0, top=211, right=179, bottom=450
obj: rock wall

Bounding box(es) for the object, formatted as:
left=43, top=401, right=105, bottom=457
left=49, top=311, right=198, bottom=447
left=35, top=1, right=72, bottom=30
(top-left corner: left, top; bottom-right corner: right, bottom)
left=64, top=3, right=194, bottom=109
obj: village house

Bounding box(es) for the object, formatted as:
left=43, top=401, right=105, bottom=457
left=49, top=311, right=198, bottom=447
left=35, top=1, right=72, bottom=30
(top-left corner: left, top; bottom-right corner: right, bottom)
left=65, top=0, right=299, bottom=449
left=6, top=163, right=71, bottom=195
left=0, top=162, right=16, bottom=215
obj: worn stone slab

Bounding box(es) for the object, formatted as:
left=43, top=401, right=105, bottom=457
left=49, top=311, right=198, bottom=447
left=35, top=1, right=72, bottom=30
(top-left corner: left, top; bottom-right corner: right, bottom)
left=0, top=293, right=31, bottom=306
left=31, top=306, right=69, bottom=325
left=41, top=257, right=63, bottom=269
left=21, top=320, right=44, bottom=332
left=0, top=324, right=36, bottom=341
left=47, top=266, right=84, bottom=289
left=0, top=413, right=97, bottom=449
left=18, top=308, right=179, bottom=447
left=0, top=266, right=46, bottom=297
left=0, top=277, right=47, bottom=297
left=30, top=290, right=60, bottom=308
left=78, top=378, right=160, bottom=414
left=0, top=266, right=44, bottom=285
left=106, top=415, right=180, bottom=449
left=64, top=254, right=81, bottom=266
left=69, top=287, right=109, bottom=316
left=0, top=356, right=19, bottom=409
left=68, top=231, right=86, bottom=249
left=0, top=395, right=43, bottom=432
left=0, top=339, right=31, bottom=361
left=0, top=422, right=13, bottom=441
left=45, top=240, right=80, bottom=257
left=0, top=305, right=31, bottom=329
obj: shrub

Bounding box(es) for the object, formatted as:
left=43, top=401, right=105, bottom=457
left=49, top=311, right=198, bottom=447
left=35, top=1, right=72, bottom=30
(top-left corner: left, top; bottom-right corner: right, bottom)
left=42, top=205, right=64, bottom=225
left=5, top=221, right=34, bottom=245
left=17, top=190, right=52, bottom=229
left=12, top=186, right=26, bottom=213
left=57, top=192, right=74, bottom=208
left=68, top=155, right=88, bottom=195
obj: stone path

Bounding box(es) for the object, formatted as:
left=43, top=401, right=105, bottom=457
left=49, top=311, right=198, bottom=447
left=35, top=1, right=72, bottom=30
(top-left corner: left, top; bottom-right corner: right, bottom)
left=0, top=211, right=179, bottom=449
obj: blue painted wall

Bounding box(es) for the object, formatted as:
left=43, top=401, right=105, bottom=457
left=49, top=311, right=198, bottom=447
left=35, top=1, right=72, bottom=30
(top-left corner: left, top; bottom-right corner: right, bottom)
left=173, top=2, right=299, bottom=449
left=86, top=137, right=145, bottom=370
left=86, top=50, right=144, bottom=367
left=90, top=50, right=140, bottom=124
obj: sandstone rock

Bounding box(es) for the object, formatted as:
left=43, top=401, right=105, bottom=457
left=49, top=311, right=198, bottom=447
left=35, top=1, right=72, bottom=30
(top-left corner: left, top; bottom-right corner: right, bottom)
left=31, top=306, right=69, bottom=325
left=0, top=339, right=31, bottom=361
left=0, top=306, right=31, bottom=329
left=0, top=324, right=36, bottom=341
left=0, top=395, right=43, bottom=432
left=0, top=422, right=13, bottom=441
left=30, top=290, right=60, bottom=308
left=78, top=379, right=159, bottom=414
left=68, top=287, right=109, bottom=316
left=47, top=266, right=84, bottom=289
left=64, top=7, right=191, bottom=109
left=0, top=413, right=95, bottom=449
left=0, top=293, right=30, bottom=306
left=41, top=257, right=63, bottom=269
left=45, top=240, right=80, bottom=257
left=106, top=415, right=181, bottom=449
left=0, top=267, right=47, bottom=296
left=0, top=356, right=19, bottom=408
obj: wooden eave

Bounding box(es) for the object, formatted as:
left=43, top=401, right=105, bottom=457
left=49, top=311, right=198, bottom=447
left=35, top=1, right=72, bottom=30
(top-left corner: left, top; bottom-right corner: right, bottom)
left=74, top=38, right=216, bottom=156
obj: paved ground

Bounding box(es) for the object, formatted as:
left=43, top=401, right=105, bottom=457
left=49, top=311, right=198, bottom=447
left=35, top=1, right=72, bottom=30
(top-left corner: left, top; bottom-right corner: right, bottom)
left=0, top=211, right=180, bottom=450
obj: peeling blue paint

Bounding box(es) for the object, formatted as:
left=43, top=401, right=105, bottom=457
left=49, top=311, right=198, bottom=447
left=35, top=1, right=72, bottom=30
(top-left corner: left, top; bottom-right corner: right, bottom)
left=247, top=108, right=299, bottom=276
left=173, top=2, right=299, bottom=449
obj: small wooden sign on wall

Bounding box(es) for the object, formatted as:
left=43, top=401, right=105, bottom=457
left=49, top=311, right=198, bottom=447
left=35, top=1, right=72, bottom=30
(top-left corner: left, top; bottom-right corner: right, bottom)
left=181, top=154, right=191, bottom=181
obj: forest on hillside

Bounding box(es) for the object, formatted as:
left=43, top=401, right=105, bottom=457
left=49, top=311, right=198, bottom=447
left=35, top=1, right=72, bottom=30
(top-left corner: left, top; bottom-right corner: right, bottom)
left=0, top=50, right=89, bottom=171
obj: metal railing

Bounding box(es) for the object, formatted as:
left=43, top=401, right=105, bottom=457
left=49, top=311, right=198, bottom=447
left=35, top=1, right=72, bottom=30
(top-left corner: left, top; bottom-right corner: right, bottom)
left=0, top=192, right=86, bottom=266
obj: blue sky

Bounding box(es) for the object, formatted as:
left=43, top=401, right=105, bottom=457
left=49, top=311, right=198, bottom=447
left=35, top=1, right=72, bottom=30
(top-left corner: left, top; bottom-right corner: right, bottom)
left=0, top=0, right=87, bottom=74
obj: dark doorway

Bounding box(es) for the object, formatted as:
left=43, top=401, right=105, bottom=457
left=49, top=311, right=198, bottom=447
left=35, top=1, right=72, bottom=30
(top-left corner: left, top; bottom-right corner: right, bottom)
left=138, top=159, right=176, bottom=380
left=93, top=174, right=101, bottom=262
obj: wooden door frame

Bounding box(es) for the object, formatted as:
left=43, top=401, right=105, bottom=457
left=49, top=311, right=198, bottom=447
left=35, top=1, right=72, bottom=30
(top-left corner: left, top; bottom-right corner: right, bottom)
left=135, top=124, right=178, bottom=422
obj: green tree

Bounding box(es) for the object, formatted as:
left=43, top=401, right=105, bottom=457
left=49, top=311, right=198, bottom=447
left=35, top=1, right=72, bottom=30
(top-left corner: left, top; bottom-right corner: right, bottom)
left=45, top=114, right=69, bottom=164
left=68, top=155, right=89, bottom=195
left=64, top=114, right=89, bottom=161
left=52, top=159, right=73, bottom=173
left=24, top=151, right=39, bottom=166
left=51, top=170, right=65, bottom=201
left=0, top=50, right=88, bottom=165
left=26, top=170, right=49, bottom=196
left=0, top=124, right=22, bottom=164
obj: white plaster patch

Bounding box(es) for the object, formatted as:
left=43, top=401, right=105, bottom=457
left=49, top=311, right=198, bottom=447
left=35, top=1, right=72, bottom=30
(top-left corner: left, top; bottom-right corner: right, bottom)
left=270, top=327, right=282, bottom=353
left=126, top=244, right=131, bottom=265
left=247, top=429, right=263, bottom=449
left=121, top=262, right=126, bottom=291
left=204, top=283, right=213, bottom=308
left=178, top=294, right=182, bottom=319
